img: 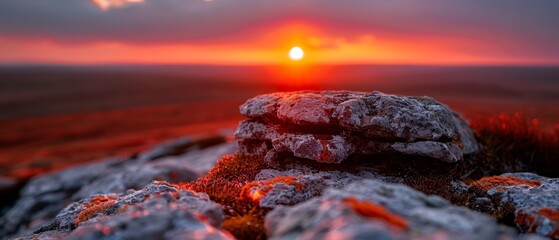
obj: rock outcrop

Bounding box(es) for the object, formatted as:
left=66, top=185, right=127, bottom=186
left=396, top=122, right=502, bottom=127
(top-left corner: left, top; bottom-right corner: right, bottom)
left=236, top=91, right=478, bottom=163
left=0, top=135, right=236, bottom=238
left=3, top=91, right=557, bottom=240
left=266, top=179, right=519, bottom=240
left=25, top=181, right=234, bottom=240
left=469, top=173, right=559, bottom=239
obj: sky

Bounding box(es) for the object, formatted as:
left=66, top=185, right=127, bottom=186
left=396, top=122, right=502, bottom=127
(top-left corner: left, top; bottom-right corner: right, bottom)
left=1, top=0, right=559, bottom=65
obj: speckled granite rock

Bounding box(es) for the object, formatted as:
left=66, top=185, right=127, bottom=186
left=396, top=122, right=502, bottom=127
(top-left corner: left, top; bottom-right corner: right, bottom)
left=0, top=135, right=235, bottom=238
left=236, top=91, right=478, bottom=163
left=266, top=179, right=520, bottom=240
left=16, top=181, right=233, bottom=240
left=469, top=172, right=559, bottom=239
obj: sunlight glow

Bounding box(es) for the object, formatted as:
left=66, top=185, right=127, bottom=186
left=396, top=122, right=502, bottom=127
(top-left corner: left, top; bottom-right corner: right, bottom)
left=289, top=46, right=304, bottom=61
left=91, top=0, right=143, bottom=10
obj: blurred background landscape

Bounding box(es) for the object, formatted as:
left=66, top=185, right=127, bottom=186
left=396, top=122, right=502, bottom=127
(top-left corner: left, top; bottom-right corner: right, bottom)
left=1, top=64, right=558, bottom=181
left=1, top=0, right=559, bottom=185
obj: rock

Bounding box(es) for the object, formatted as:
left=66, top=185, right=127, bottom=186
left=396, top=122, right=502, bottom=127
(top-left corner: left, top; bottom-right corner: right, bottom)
left=0, top=159, right=122, bottom=238
left=72, top=163, right=200, bottom=200
left=469, top=172, right=559, bottom=239
left=266, top=179, right=518, bottom=240
left=0, top=135, right=232, bottom=238
left=240, top=175, right=326, bottom=208
left=18, top=181, right=233, bottom=240
left=135, top=135, right=227, bottom=162
left=241, top=167, right=399, bottom=209
left=236, top=91, right=478, bottom=163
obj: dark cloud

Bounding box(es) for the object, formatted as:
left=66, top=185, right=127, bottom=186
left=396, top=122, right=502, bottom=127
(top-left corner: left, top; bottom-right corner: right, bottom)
left=1, top=0, right=559, bottom=58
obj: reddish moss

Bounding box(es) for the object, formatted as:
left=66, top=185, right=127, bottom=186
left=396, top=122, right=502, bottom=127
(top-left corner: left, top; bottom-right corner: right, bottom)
left=469, top=176, right=541, bottom=193
left=181, top=154, right=269, bottom=216
left=344, top=197, right=408, bottom=230
left=75, top=196, right=117, bottom=226
left=179, top=153, right=273, bottom=240
left=221, top=214, right=266, bottom=240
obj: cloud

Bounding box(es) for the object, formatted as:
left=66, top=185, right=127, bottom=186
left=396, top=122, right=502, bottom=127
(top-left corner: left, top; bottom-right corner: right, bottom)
left=0, top=0, right=559, bottom=63
left=90, top=0, right=144, bottom=10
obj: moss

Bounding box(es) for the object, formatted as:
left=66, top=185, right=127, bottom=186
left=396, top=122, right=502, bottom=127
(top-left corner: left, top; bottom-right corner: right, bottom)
left=221, top=213, right=267, bottom=240
left=180, top=154, right=273, bottom=240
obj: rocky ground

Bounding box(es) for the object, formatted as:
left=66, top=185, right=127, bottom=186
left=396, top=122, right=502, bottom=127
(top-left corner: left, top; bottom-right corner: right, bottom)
left=1, top=90, right=558, bottom=240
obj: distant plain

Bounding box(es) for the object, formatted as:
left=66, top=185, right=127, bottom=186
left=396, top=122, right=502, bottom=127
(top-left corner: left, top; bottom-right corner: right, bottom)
left=1, top=65, right=558, bottom=179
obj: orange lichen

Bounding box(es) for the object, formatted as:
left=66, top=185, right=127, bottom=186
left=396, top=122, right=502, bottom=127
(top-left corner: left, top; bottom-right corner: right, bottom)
left=344, top=197, right=408, bottom=230
left=84, top=196, right=116, bottom=208
left=515, top=209, right=559, bottom=239
left=469, top=176, right=541, bottom=193
left=239, top=176, right=297, bottom=204
left=75, top=196, right=117, bottom=226
left=537, top=208, right=559, bottom=222
left=319, top=140, right=332, bottom=162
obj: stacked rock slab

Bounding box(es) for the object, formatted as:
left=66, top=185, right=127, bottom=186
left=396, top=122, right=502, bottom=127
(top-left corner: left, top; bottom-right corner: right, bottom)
left=236, top=91, right=478, bottom=163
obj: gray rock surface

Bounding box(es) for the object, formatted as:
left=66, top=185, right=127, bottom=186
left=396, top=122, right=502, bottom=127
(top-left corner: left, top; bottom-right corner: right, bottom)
left=266, top=179, right=518, bottom=240
left=469, top=172, right=559, bottom=238
left=243, top=167, right=399, bottom=209
left=0, top=135, right=235, bottom=238
left=236, top=91, right=479, bottom=163
left=17, top=181, right=233, bottom=240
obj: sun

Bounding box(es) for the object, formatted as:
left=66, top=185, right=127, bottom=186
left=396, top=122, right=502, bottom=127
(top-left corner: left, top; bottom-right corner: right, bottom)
left=289, top=46, right=304, bottom=61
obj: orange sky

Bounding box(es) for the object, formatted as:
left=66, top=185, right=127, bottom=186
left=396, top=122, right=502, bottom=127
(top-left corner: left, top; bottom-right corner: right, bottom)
left=2, top=25, right=557, bottom=66
left=1, top=1, right=559, bottom=66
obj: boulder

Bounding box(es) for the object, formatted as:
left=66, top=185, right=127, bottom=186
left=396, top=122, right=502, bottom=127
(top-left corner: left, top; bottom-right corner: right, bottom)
left=18, top=181, right=233, bottom=240
left=266, top=179, right=520, bottom=240
left=236, top=91, right=478, bottom=163
left=469, top=172, right=559, bottom=239
left=0, top=135, right=234, bottom=238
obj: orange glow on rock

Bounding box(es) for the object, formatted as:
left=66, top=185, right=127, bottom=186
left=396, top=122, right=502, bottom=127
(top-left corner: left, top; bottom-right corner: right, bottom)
left=469, top=176, right=542, bottom=193
left=250, top=190, right=266, bottom=202
left=344, top=197, right=408, bottom=229
left=240, top=176, right=298, bottom=204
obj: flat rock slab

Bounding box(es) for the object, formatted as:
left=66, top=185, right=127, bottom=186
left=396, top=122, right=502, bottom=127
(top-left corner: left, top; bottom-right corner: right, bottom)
left=16, top=181, right=234, bottom=240
left=266, top=179, right=522, bottom=240
left=0, top=135, right=234, bottom=238
left=237, top=91, right=479, bottom=163
left=469, top=172, right=559, bottom=239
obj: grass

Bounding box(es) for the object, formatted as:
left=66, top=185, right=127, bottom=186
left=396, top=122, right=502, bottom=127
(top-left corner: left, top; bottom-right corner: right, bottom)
left=470, top=113, right=559, bottom=177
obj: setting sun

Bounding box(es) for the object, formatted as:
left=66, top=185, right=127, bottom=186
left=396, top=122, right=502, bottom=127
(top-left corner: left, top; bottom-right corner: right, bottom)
left=289, top=46, right=304, bottom=61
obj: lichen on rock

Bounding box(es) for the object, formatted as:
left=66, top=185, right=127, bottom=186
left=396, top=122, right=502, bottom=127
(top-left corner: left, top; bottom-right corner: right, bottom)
left=469, top=173, right=559, bottom=239
left=236, top=91, right=479, bottom=163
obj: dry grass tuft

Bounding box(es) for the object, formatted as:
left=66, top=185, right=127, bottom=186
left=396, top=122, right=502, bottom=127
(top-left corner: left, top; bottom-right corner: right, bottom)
left=471, top=113, right=559, bottom=177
